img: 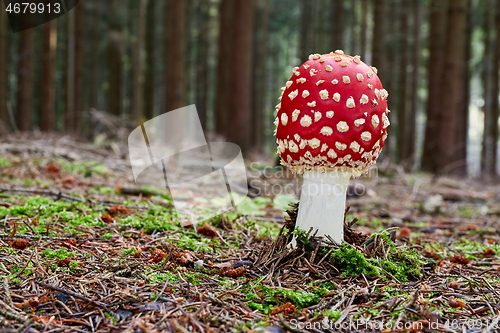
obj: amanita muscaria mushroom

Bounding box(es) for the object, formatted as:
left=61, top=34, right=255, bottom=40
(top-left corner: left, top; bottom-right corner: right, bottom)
left=274, top=50, right=390, bottom=244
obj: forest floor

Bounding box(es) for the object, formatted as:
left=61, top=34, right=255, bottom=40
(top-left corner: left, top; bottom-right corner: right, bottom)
left=1, top=135, right=500, bottom=333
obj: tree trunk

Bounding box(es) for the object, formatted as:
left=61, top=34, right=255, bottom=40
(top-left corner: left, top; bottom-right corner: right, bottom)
left=317, top=0, right=328, bottom=53
left=332, top=0, right=344, bottom=50
left=227, top=0, right=255, bottom=152
left=299, top=0, right=315, bottom=61
left=195, top=0, right=210, bottom=129
left=63, top=11, right=75, bottom=131
left=481, top=0, right=495, bottom=174
left=131, top=0, right=145, bottom=123
left=73, top=1, right=84, bottom=131
left=398, top=1, right=409, bottom=164
left=437, top=0, right=468, bottom=174
left=89, top=0, right=100, bottom=109
left=108, top=0, right=123, bottom=116
left=17, top=28, right=34, bottom=131
left=165, top=0, right=186, bottom=112
left=215, top=0, right=235, bottom=137
left=408, top=0, right=420, bottom=166
left=421, top=0, right=448, bottom=172
left=0, top=9, right=6, bottom=129
left=252, top=0, right=269, bottom=151
left=360, top=0, right=368, bottom=60
left=490, top=1, right=500, bottom=176
left=144, top=0, right=156, bottom=120
left=372, top=0, right=385, bottom=77
left=377, top=0, right=391, bottom=159
left=454, top=0, right=471, bottom=174
left=40, top=20, right=57, bottom=132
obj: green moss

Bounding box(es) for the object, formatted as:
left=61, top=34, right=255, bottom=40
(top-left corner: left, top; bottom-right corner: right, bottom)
left=330, top=244, right=382, bottom=277
left=244, top=283, right=321, bottom=311
left=69, top=260, right=79, bottom=270
left=41, top=248, right=76, bottom=260
left=456, top=206, right=481, bottom=219
left=323, top=309, right=342, bottom=320
left=247, top=301, right=275, bottom=314
left=0, top=157, right=12, bottom=168
left=121, top=247, right=138, bottom=257
left=102, top=232, right=113, bottom=239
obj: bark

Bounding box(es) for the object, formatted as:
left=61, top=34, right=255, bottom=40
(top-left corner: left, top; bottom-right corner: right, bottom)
left=360, top=0, right=368, bottom=60
left=17, top=28, right=34, bottom=131
left=380, top=0, right=393, bottom=160
left=0, top=9, right=6, bottom=127
left=63, top=12, right=75, bottom=131
left=317, top=0, right=328, bottom=53
left=349, top=0, right=357, bottom=54
left=398, top=1, right=409, bottom=164
left=144, top=0, right=156, bottom=120
left=299, top=0, right=315, bottom=61
left=252, top=0, right=269, bottom=151
left=74, top=1, right=84, bottom=131
left=454, top=0, right=471, bottom=174
left=408, top=0, right=420, bottom=165
left=195, top=0, right=210, bottom=129
left=437, top=0, right=468, bottom=174
left=332, top=0, right=344, bottom=50
left=108, top=0, right=123, bottom=116
left=89, top=0, right=100, bottom=109
left=132, top=0, right=145, bottom=123
left=165, top=0, right=186, bottom=112
left=490, top=1, right=500, bottom=175
left=227, top=0, right=255, bottom=152
left=40, top=20, right=57, bottom=132
left=421, top=0, right=448, bottom=172
left=481, top=0, right=495, bottom=174
left=215, top=0, right=235, bottom=137
left=371, top=0, right=385, bottom=80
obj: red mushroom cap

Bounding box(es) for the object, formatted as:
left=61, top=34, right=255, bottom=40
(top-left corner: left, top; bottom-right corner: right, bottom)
left=275, top=51, right=390, bottom=175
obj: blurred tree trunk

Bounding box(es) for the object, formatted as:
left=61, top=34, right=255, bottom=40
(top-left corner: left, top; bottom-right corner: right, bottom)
left=331, top=0, right=344, bottom=50
left=421, top=0, right=448, bottom=172
left=490, top=1, right=500, bottom=175
left=398, top=1, right=409, bottom=164
left=360, top=0, right=368, bottom=59
left=40, top=20, right=57, bottom=132
left=215, top=0, right=235, bottom=137
left=132, top=0, right=145, bottom=123
left=108, top=0, right=123, bottom=116
left=317, top=0, right=328, bottom=53
left=454, top=0, right=471, bottom=174
left=372, top=0, right=385, bottom=77
left=195, top=0, right=210, bottom=129
left=144, top=0, right=156, bottom=119
left=408, top=0, right=420, bottom=166
left=63, top=11, right=75, bottom=130
left=0, top=9, right=6, bottom=127
left=376, top=0, right=390, bottom=159
left=17, top=28, right=34, bottom=131
left=437, top=0, right=468, bottom=174
left=165, top=0, right=186, bottom=112
left=228, top=0, right=255, bottom=152
left=349, top=0, right=357, bottom=54
left=89, top=0, right=100, bottom=109
left=215, top=0, right=254, bottom=151
left=481, top=0, right=495, bottom=174
left=299, top=0, right=314, bottom=61
left=74, top=2, right=84, bottom=131
left=252, top=0, right=269, bottom=151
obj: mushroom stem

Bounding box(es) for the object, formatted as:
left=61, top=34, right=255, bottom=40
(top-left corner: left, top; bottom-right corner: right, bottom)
left=295, top=170, right=351, bottom=244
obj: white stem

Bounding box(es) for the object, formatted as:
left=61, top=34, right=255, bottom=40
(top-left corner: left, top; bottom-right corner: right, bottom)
left=294, top=170, right=352, bottom=244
